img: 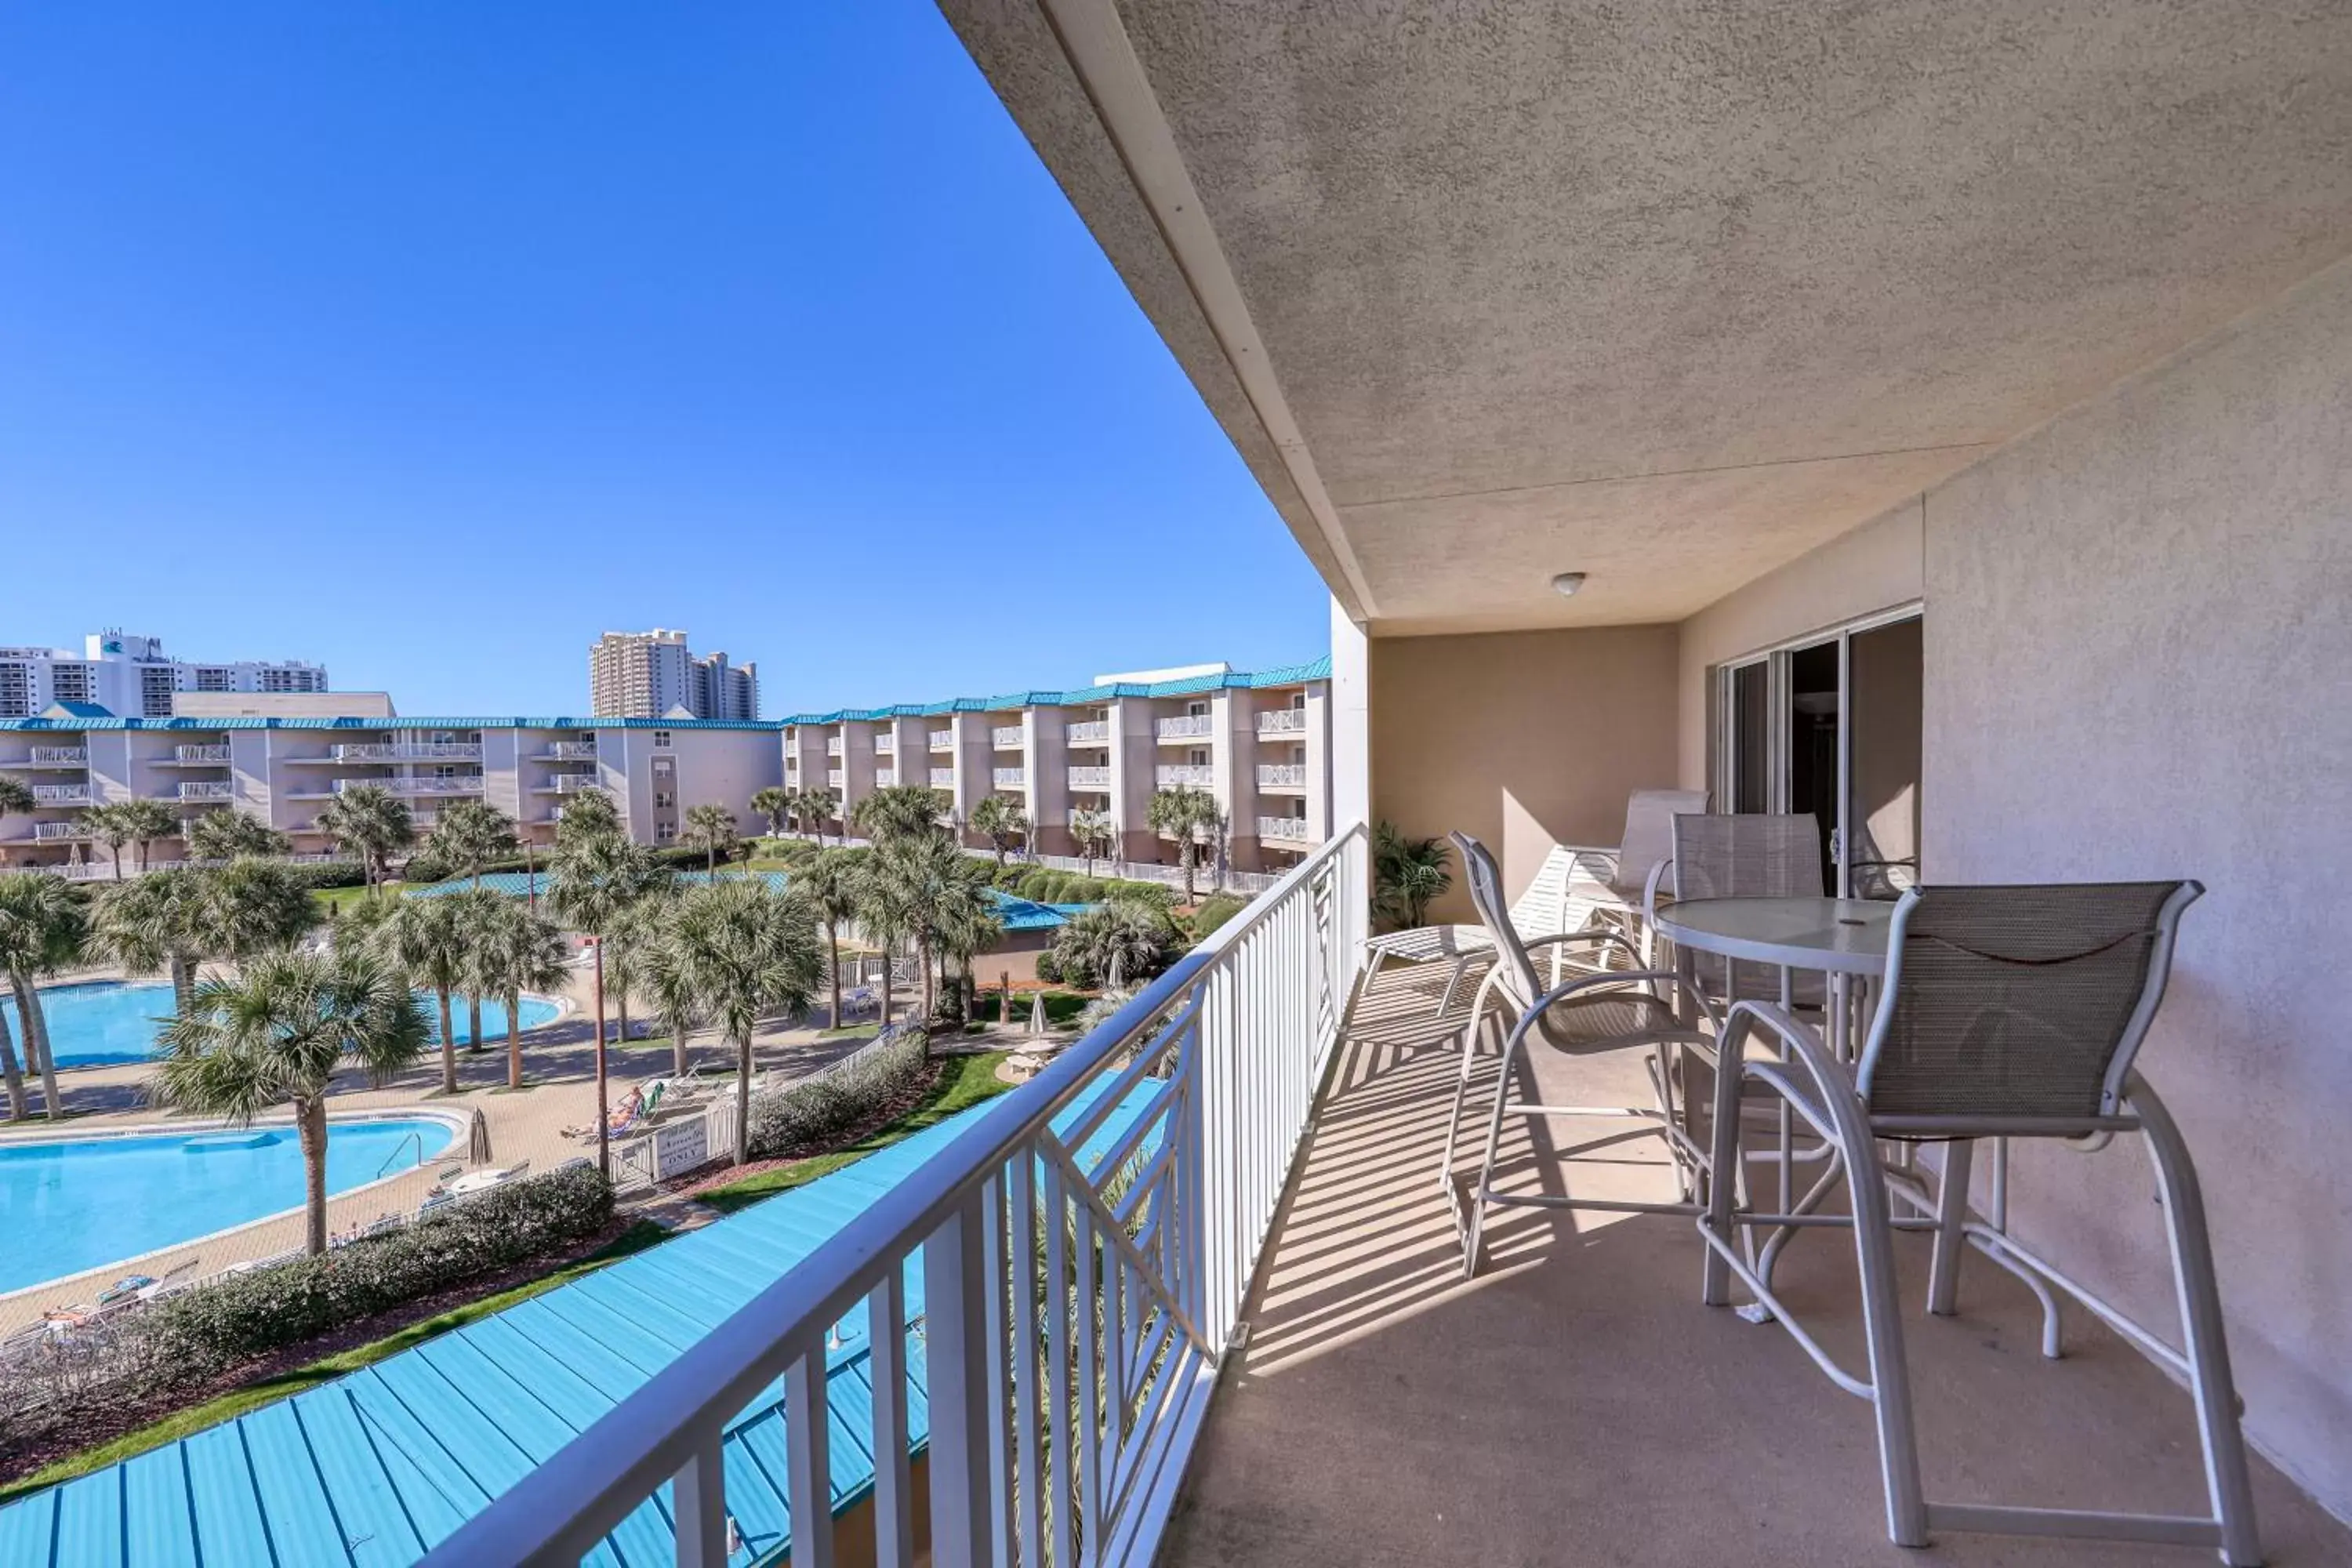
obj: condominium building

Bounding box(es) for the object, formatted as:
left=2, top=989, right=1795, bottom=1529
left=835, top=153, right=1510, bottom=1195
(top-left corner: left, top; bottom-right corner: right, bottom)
left=0, top=630, right=328, bottom=720
left=778, top=658, right=1330, bottom=876
left=588, top=629, right=758, bottom=720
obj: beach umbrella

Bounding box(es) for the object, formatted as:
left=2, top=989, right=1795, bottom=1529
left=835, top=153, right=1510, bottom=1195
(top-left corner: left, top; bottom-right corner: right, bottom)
left=469, top=1108, right=493, bottom=1163
left=1029, top=992, right=1047, bottom=1036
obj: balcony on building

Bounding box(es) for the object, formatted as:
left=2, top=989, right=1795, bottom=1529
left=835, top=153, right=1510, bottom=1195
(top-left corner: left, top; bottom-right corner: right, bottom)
left=826, top=735, right=844, bottom=757
left=1255, top=763, right=1308, bottom=792
left=1155, top=713, right=1214, bottom=742
left=166, top=743, right=232, bottom=764
left=990, top=766, right=1025, bottom=789
left=336, top=775, right=484, bottom=798
left=1256, top=813, right=1313, bottom=844
left=928, top=767, right=954, bottom=788
left=990, top=724, right=1025, bottom=750
left=873, top=732, right=896, bottom=755
left=875, top=768, right=897, bottom=786
left=1067, top=764, right=1111, bottom=790
left=1257, top=707, right=1308, bottom=737
left=22, top=747, right=87, bottom=768
left=1156, top=763, right=1213, bottom=788
left=173, top=781, right=235, bottom=803
left=928, top=729, right=956, bottom=752
left=826, top=769, right=846, bottom=789
left=1066, top=718, right=1111, bottom=744
left=539, top=740, right=600, bottom=761
left=29, top=784, right=91, bottom=807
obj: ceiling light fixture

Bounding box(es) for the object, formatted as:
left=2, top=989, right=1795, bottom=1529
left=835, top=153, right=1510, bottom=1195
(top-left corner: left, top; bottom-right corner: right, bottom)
left=1551, top=572, right=1588, bottom=598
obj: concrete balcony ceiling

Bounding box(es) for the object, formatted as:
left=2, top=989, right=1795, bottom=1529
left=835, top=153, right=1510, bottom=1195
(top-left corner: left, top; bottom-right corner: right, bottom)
left=941, top=0, right=2352, bottom=633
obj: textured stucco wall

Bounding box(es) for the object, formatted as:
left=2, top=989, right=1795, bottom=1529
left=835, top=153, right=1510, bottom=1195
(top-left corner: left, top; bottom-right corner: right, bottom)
left=1370, top=626, right=1679, bottom=924
left=1925, top=257, right=2352, bottom=1515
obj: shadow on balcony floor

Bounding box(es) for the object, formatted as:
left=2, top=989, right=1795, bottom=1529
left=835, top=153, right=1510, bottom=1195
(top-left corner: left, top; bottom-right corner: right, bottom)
left=1163, top=961, right=2351, bottom=1566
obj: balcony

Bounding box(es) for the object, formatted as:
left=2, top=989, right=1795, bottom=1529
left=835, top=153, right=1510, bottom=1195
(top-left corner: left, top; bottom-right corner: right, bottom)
left=171, top=744, right=231, bottom=764
left=929, top=767, right=953, bottom=788
left=1156, top=764, right=1213, bottom=788
left=826, top=737, right=844, bottom=757
left=31, top=822, right=85, bottom=841
left=1068, top=764, right=1111, bottom=789
left=336, top=776, right=483, bottom=798
left=28, top=785, right=89, bottom=806
left=874, top=768, right=897, bottom=786
left=174, top=782, right=235, bottom=803
left=1156, top=713, right=1214, bottom=741
left=24, top=747, right=86, bottom=767
left=1258, top=708, right=1308, bottom=735
left=826, top=769, right=845, bottom=789
left=991, top=767, right=1025, bottom=789
left=331, top=742, right=481, bottom=762
left=550, top=772, right=601, bottom=794
left=928, top=730, right=955, bottom=752
left=1257, top=763, right=1308, bottom=790
left=542, top=741, right=599, bottom=760
left=990, top=724, right=1024, bottom=750
left=1257, top=814, right=1313, bottom=842
left=1066, top=719, right=1111, bottom=744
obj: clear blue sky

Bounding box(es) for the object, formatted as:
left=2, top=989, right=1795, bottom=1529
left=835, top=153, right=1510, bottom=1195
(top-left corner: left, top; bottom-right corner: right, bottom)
left=0, top=3, right=1330, bottom=717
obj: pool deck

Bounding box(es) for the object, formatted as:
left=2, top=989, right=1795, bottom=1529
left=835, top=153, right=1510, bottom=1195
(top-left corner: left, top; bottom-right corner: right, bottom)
left=0, top=963, right=878, bottom=1334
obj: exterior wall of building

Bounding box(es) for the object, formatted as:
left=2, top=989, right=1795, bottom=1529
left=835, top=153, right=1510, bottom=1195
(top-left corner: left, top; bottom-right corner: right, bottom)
left=1369, top=626, right=1681, bottom=924
left=0, top=633, right=326, bottom=720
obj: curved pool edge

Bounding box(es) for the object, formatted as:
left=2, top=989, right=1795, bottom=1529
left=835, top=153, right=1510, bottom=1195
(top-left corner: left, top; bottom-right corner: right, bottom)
left=0, top=1106, right=473, bottom=1308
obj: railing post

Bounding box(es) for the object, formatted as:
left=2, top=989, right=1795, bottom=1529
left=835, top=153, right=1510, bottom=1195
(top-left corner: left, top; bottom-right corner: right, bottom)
left=673, top=1428, right=728, bottom=1568
left=926, top=1191, right=996, bottom=1568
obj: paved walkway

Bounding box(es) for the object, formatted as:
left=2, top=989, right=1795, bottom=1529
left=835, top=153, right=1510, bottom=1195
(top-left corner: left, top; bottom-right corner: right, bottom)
left=0, top=962, right=871, bottom=1333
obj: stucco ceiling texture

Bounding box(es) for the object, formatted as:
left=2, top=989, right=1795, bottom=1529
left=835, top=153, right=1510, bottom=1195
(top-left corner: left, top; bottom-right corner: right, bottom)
left=1069, top=1, right=2352, bottom=631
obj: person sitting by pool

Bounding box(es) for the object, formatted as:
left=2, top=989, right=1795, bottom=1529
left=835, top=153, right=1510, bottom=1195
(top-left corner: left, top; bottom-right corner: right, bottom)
left=561, top=1081, right=660, bottom=1142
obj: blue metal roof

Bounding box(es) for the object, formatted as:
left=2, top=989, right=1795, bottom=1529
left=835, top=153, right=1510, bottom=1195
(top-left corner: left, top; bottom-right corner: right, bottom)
left=0, top=1086, right=1152, bottom=1566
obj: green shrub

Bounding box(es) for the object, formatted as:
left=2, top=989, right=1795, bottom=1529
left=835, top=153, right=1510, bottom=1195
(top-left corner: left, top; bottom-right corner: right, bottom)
left=1033, top=951, right=1063, bottom=985
left=1190, top=893, right=1247, bottom=938
left=136, top=1163, right=613, bottom=1383
left=746, top=1027, right=929, bottom=1159
left=278, top=860, right=368, bottom=891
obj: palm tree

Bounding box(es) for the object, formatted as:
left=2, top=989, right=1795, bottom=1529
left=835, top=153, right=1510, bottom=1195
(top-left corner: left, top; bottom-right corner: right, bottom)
left=315, top=784, right=415, bottom=895
left=186, top=808, right=290, bottom=862
left=190, top=856, right=320, bottom=962
left=798, top=787, right=840, bottom=846
left=1372, top=821, right=1453, bottom=930
left=967, top=793, right=1028, bottom=867
left=472, top=895, right=568, bottom=1091
left=934, top=870, right=1006, bottom=1022
left=0, top=778, right=33, bottom=818
left=797, top=850, right=858, bottom=1027
left=1147, top=786, right=1219, bottom=901
left=372, top=895, right=470, bottom=1094
left=750, top=786, right=793, bottom=840
left=851, top=783, right=952, bottom=846
left=1069, top=805, right=1116, bottom=878
left=80, top=802, right=136, bottom=880
left=681, top=804, right=739, bottom=880
left=554, top=786, right=621, bottom=850
left=550, top=827, right=670, bottom=1171
left=153, top=949, right=428, bottom=1255
left=647, top=877, right=821, bottom=1163
left=116, top=798, right=182, bottom=874
left=1051, top=902, right=1167, bottom=991
left=603, top=888, right=673, bottom=1057
left=433, top=799, right=518, bottom=889
left=637, top=902, right=706, bottom=1076
left=0, top=873, right=86, bottom=1119
left=93, top=867, right=208, bottom=1016
left=859, top=829, right=981, bottom=1030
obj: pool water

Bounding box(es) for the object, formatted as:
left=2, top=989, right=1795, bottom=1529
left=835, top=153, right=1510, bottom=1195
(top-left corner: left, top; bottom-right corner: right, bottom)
left=0, top=1117, right=457, bottom=1294
left=5, top=982, right=561, bottom=1069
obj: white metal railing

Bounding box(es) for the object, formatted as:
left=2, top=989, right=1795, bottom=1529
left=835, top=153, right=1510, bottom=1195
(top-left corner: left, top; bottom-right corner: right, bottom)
left=1256, top=764, right=1307, bottom=789
left=30, top=784, right=89, bottom=805
left=423, top=822, right=1368, bottom=1568
left=1066, top=720, right=1110, bottom=744
left=1156, top=764, right=1213, bottom=788
left=930, top=767, right=954, bottom=788
left=176, top=782, right=235, bottom=802
left=826, top=737, right=844, bottom=757
left=554, top=772, right=601, bottom=794
left=1068, top=765, right=1111, bottom=789
left=546, top=742, right=599, bottom=760
left=929, top=731, right=955, bottom=752
left=991, top=725, right=1025, bottom=750
left=826, top=769, right=846, bottom=789
left=332, top=742, right=482, bottom=761
left=1256, top=709, right=1307, bottom=736
left=875, top=769, right=897, bottom=787
left=873, top=734, right=895, bottom=755
left=31, top=822, right=85, bottom=841
left=1258, top=815, right=1315, bottom=843
left=992, top=767, right=1025, bottom=789
left=26, top=747, right=85, bottom=765
left=336, top=776, right=484, bottom=797
left=1155, top=714, right=1213, bottom=740
left=174, top=744, right=231, bottom=763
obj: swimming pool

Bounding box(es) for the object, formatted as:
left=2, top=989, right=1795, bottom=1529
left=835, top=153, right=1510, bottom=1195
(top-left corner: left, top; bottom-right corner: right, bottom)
left=0, top=1116, right=458, bottom=1295
left=7, top=982, right=563, bottom=1069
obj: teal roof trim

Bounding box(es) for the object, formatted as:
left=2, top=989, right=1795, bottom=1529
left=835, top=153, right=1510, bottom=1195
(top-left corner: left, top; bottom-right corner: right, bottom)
left=0, top=716, right=780, bottom=734
left=775, top=655, right=1330, bottom=728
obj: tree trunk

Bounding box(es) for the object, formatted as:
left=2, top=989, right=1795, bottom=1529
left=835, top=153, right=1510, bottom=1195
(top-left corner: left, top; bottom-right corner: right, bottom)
left=733, top=1030, right=752, bottom=1165
left=11, top=971, right=63, bottom=1120
left=616, top=992, right=630, bottom=1049
left=468, top=996, right=483, bottom=1054
left=671, top=1023, right=689, bottom=1077
left=436, top=986, right=457, bottom=1094
left=506, top=988, right=524, bottom=1089
left=0, top=1004, right=26, bottom=1120
left=170, top=953, right=194, bottom=1017
left=919, top=937, right=936, bottom=1022
left=110, top=844, right=125, bottom=881
left=878, top=960, right=892, bottom=1026
left=297, top=1094, right=330, bottom=1256
left=825, top=924, right=842, bottom=1027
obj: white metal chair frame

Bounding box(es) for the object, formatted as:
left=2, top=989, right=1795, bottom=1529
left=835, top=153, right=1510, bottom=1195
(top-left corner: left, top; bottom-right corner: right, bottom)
left=1694, top=881, right=2261, bottom=1565
left=1440, top=832, right=1729, bottom=1276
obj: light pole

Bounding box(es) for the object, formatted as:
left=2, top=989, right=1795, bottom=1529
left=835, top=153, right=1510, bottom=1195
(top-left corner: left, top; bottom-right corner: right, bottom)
left=590, top=934, right=610, bottom=1181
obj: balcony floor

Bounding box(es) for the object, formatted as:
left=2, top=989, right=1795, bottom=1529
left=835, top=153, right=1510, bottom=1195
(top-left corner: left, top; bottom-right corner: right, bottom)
left=1163, top=961, right=2352, bottom=1566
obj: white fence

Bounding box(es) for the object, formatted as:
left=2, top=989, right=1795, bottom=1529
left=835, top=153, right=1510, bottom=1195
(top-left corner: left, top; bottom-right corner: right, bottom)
left=423, top=822, right=1367, bottom=1567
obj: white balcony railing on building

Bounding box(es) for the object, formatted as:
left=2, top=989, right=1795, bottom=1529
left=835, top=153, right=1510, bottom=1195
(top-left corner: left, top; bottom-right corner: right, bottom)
left=992, top=767, right=1025, bottom=789
left=29, top=785, right=89, bottom=806
left=1156, top=764, right=1214, bottom=788
left=337, top=776, right=485, bottom=798
left=420, top=824, right=1367, bottom=1568
left=826, top=770, right=846, bottom=789
left=1259, top=815, right=1316, bottom=843
left=173, top=744, right=232, bottom=764
left=1066, top=719, right=1111, bottom=744
left=1068, top=765, right=1112, bottom=789
left=826, top=737, right=844, bottom=757
left=873, top=734, right=895, bottom=755
left=929, top=767, right=954, bottom=788
left=928, top=731, right=954, bottom=753
left=1258, top=708, right=1308, bottom=736
left=176, top=782, right=235, bottom=803
left=546, top=742, right=599, bottom=760
left=1257, top=764, right=1308, bottom=789
left=1156, top=713, right=1214, bottom=741
left=991, top=725, right=1025, bottom=750
left=332, top=742, right=483, bottom=762
left=875, top=769, right=897, bottom=787
left=26, top=747, right=85, bottom=766
left=31, top=822, right=85, bottom=841
left=552, top=772, right=602, bottom=794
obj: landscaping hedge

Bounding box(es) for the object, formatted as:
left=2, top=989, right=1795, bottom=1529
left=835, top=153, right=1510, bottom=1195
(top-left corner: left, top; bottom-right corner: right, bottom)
left=746, top=1027, right=930, bottom=1160
left=279, top=860, right=368, bottom=891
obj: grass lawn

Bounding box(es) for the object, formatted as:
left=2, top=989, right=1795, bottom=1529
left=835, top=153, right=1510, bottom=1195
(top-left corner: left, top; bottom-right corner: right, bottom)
left=695, top=1050, right=1014, bottom=1216
left=1, top=1220, right=672, bottom=1503
left=309, top=881, right=407, bottom=915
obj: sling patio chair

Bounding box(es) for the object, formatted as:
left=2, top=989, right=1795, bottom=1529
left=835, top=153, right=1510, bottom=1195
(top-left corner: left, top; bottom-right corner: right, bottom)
left=1696, top=880, right=2260, bottom=1564
left=1442, top=831, right=1726, bottom=1275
